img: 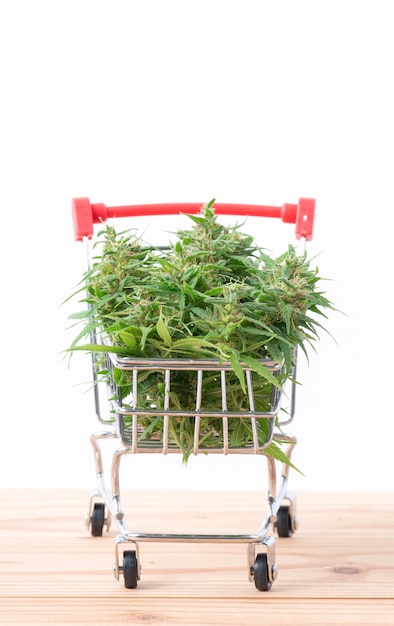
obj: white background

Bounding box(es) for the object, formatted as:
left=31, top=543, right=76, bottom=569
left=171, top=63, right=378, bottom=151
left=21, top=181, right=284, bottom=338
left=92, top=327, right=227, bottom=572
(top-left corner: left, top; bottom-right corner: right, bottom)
left=1, top=0, right=392, bottom=493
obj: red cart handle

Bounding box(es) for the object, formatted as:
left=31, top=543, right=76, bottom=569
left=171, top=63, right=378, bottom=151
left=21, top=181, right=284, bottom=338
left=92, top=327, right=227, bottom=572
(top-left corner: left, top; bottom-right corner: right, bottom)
left=72, top=197, right=315, bottom=242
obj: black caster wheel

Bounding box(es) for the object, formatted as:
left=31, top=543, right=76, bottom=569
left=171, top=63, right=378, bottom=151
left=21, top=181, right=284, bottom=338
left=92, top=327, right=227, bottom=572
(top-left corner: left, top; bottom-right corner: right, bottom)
left=275, top=505, right=293, bottom=538
left=253, top=553, right=273, bottom=591
left=123, top=550, right=139, bottom=589
left=90, top=502, right=105, bottom=537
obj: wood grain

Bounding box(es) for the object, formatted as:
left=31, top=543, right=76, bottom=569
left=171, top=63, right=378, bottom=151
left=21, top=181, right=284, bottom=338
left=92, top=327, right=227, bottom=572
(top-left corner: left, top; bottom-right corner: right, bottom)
left=0, top=489, right=393, bottom=625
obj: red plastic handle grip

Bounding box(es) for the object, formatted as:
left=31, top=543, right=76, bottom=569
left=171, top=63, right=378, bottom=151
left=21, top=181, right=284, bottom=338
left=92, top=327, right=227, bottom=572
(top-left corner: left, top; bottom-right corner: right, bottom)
left=72, top=197, right=315, bottom=242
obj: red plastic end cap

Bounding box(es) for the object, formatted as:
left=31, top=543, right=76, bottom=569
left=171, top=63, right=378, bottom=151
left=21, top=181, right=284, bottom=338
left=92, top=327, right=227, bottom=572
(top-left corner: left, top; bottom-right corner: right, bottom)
left=72, top=197, right=94, bottom=241
left=295, top=198, right=315, bottom=241
left=281, top=203, right=297, bottom=224
left=91, top=203, right=108, bottom=224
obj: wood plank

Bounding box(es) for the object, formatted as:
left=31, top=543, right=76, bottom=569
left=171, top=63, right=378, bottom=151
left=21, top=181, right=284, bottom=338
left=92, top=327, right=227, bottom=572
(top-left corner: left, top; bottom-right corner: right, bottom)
left=0, top=490, right=393, bottom=625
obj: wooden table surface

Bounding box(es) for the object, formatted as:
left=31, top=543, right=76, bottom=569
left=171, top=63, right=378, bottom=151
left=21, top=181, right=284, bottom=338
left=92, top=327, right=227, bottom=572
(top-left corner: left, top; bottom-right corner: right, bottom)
left=0, top=489, right=393, bottom=625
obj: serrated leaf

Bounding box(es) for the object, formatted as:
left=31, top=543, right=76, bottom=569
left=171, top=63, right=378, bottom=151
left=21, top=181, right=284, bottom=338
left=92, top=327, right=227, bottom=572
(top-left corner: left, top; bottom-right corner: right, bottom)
left=279, top=302, right=292, bottom=334
left=230, top=350, right=246, bottom=394
left=118, top=330, right=138, bottom=349
left=157, top=313, right=172, bottom=347
left=264, top=440, right=304, bottom=475
left=241, top=354, right=282, bottom=390
left=139, top=326, right=152, bottom=352
left=182, top=282, right=203, bottom=303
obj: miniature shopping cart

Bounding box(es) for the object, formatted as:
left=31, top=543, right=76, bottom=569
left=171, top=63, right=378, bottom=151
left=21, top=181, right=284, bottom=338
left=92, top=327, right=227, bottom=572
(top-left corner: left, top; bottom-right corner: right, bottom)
left=71, top=197, right=315, bottom=591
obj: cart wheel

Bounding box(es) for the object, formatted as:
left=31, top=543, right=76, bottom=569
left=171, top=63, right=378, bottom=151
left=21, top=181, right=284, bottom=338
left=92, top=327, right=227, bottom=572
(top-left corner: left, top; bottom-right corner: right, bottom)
left=253, top=553, right=272, bottom=591
left=123, top=550, right=139, bottom=589
left=90, top=502, right=105, bottom=537
left=276, top=505, right=293, bottom=538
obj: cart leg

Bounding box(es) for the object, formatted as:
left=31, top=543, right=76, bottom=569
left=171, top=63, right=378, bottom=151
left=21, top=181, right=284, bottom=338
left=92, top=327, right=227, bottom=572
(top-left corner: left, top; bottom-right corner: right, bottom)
left=90, top=429, right=117, bottom=475
left=85, top=430, right=116, bottom=533
left=111, top=445, right=130, bottom=526
left=282, top=490, right=299, bottom=534
left=265, top=455, right=278, bottom=530
left=279, top=440, right=299, bottom=534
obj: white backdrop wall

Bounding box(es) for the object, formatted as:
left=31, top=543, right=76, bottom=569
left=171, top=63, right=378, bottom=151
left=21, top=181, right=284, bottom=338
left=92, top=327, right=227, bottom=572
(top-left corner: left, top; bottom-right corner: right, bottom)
left=1, top=0, right=392, bottom=492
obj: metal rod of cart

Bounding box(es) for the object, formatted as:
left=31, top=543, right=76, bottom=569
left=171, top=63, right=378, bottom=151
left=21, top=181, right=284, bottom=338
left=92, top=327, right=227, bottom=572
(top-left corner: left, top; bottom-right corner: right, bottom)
left=71, top=197, right=315, bottom=591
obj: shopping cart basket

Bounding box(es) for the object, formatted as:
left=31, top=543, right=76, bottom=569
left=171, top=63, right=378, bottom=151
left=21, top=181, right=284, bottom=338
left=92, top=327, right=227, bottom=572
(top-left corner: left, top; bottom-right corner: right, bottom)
left=71, top=197, right=315, bottom=591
